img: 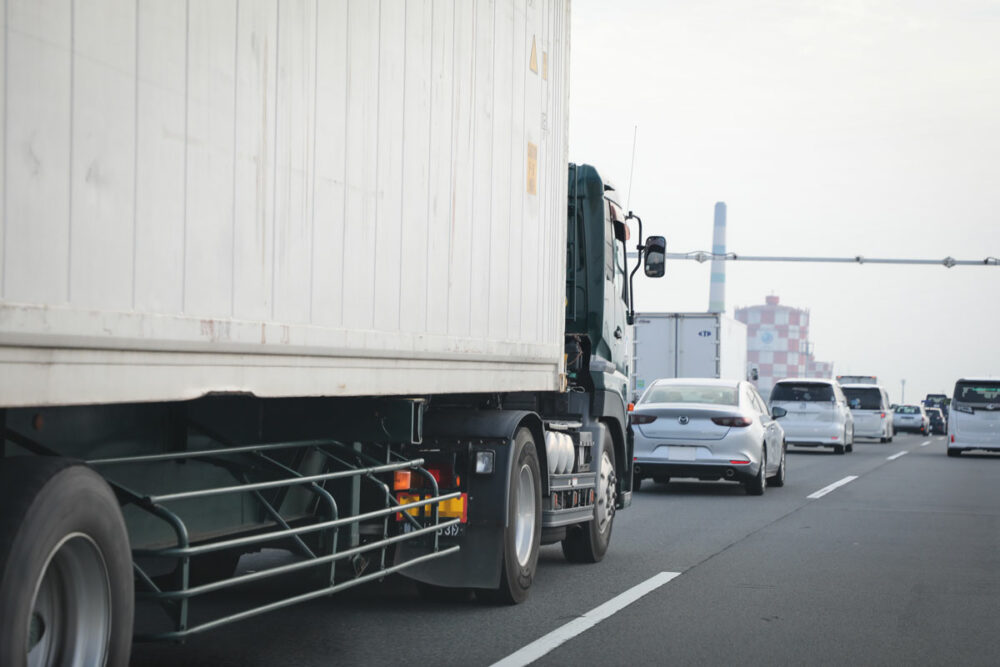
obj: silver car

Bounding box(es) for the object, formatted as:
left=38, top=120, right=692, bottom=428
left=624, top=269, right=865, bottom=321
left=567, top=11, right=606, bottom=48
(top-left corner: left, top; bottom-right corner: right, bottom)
left=769, top=378, right=855, bottom=454
left=631, top=379, right=787, bottom=495
left=893, top=404, right=930, bottom=434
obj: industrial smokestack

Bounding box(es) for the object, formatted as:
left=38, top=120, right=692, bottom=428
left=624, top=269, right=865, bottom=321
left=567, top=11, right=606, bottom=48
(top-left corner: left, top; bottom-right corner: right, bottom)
left=708, top=202, right=726, bottom=313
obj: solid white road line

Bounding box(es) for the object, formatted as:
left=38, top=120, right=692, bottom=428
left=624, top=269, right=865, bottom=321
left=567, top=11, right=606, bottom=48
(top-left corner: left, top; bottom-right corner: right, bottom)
left=920, top=440, right=931, bottom=447
left=887, top=451, right=908, bottom=461
left=491, top=571, right=682, bottom=667
left=807, top=475, right=859, bottom=500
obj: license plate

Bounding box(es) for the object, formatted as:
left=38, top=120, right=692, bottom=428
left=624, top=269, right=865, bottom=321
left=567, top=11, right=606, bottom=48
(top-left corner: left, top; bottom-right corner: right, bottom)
left=401, top=522, right=465, bottom=538
left=668, top=446, right=697, bottom=461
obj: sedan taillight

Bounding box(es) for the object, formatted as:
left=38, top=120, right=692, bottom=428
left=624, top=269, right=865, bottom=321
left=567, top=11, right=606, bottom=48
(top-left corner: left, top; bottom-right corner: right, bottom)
left=711, top=416, right=753, bottom=427
left=630, top=414, right=657, bottom=425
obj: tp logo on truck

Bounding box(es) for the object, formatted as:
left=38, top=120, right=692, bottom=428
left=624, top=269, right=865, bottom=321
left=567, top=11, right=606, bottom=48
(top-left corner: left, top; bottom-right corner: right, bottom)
left=698, top=330, right=712, bottom=337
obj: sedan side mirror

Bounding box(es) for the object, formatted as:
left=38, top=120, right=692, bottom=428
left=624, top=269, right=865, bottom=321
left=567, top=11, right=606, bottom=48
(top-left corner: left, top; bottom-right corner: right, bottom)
left=643, top=236, right=666, bottom=278
left=771, top=406, right=787, bottom=418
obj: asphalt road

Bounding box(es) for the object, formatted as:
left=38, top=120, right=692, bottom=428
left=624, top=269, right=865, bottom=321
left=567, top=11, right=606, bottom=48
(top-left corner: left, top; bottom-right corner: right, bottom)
left=130, top=433, right=1000, bottom=666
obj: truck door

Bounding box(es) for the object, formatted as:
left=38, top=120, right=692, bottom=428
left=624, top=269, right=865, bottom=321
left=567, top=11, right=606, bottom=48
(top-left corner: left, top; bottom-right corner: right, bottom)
left=607, top=199, right=629, bottom=379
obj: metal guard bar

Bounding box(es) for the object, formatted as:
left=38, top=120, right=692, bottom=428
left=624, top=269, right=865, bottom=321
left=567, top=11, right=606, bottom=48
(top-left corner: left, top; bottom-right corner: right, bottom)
left=135, top=545, right=461, bottom=642
left=115, top=437, right=459, bottom=641
left=133, top=492, right=461, bottom=558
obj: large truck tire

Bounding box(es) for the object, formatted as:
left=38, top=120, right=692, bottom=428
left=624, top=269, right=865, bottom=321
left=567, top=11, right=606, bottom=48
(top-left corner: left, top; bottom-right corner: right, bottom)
left=0, top=457, right=134, bottom=667
left=477, top=428, right=541, bottom=604
left=561, top=430, right=616, bottom=563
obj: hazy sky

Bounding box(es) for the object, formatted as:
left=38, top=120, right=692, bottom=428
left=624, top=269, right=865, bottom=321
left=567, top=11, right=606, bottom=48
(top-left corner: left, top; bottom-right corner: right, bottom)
left=569, top=0, right=1000, bottom=403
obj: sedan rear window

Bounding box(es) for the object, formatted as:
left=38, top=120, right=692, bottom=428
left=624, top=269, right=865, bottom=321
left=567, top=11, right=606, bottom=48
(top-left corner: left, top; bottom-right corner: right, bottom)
left=843, top=387, right=882, bottom=410
left=954, top=382, right=1000, bottom=404
left=770, top=382, right=834, bottom=403
left=641, top=385, right=738, bottom=406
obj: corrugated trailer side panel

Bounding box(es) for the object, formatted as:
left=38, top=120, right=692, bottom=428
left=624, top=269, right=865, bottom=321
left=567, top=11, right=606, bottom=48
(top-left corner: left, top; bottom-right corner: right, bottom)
left=0, top=0, right=571, bottom=407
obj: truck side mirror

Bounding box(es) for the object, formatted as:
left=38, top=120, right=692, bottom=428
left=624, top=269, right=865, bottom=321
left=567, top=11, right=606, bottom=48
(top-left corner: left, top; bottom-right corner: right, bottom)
left=643, top=236, right=666, bottom=277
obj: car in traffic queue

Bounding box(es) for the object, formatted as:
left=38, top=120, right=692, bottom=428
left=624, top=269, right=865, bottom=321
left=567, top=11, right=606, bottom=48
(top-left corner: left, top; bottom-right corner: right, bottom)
left=841, top=383, right=894, bottom=443
left=769, top=378, right=855, bottom=454
left=892, top=404, right=930, bottom=434
left=631, top=378, right=787, bottom=495
left=925, top=407, right=947, bottom=435
left=948, top=378, right=1000, bottom=457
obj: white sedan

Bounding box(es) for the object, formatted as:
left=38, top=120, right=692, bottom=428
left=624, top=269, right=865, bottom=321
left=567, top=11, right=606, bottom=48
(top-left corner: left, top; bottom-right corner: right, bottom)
left=631, top=378, right=788, bottom=495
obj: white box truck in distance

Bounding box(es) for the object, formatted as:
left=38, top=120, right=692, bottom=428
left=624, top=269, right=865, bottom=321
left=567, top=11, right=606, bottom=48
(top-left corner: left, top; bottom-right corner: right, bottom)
left=0, top=3, right=668, bottom=663
left=632, top=313, right=749, bottom=399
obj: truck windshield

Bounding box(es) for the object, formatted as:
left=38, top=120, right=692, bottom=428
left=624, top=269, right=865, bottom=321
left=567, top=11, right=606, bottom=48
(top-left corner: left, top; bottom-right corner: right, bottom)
left=770, top=383, right=834, bottom=402
left=642, top=385, right=738, bottom=406
left=843, top=387, right=882, bottom=410
left=953, top=382, right=1000, bottom=405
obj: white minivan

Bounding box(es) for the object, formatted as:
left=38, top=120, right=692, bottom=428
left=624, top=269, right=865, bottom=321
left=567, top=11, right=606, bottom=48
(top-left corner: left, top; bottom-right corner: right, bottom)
left=769, top=378, right=855, bottom=454
left=948, top=378, right=1000, bottom=457
left=841, top=383, right=894, bottom=442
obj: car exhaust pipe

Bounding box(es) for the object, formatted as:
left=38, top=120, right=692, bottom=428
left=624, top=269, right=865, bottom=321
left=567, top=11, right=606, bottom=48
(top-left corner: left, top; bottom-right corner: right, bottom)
left=724, top=468, right=735, bottom=478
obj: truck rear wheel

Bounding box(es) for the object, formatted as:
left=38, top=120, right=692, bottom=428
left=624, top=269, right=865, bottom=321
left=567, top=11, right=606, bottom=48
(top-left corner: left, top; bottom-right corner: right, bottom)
left=0, top=457, right=133, bottom=667
left=561, top=431, right=616, bottom=563
left=477, top=428, right=541, bottom=604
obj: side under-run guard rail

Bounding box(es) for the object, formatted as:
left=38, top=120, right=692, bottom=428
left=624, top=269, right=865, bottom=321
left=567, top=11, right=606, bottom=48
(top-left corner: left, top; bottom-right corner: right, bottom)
left=79, top=436, right=460, bottom=641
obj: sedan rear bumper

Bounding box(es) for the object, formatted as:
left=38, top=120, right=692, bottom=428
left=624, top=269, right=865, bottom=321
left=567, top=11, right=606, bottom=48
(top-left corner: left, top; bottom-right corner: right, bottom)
left=633, top=460, right=758, bottom=483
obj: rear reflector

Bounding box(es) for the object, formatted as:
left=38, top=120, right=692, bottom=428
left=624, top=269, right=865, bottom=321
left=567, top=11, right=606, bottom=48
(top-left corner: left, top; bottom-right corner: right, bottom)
left=880, top=412, right=886, bottom=419
left=396, top=492, right=468, bottom=523
left=393, top=470, right=411, bottom=491
left=951, top=434, right=955, bottom=443
left=831, top=436, right=839, bottom=440
left=711, top=416, right=753, bottom=427
left=729, top=459, right=750, bottom=465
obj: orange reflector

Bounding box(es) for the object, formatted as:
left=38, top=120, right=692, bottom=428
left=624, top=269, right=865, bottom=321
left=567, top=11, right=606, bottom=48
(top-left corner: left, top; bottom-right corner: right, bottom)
left=393, top=470, right=411, bottom=491
left=396, top=492, right=468, bottom=523
left=627, top=402, right=635, bottom=412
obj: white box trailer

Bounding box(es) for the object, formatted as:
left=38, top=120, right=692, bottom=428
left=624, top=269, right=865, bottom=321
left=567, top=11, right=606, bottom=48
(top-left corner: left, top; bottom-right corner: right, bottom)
left=0, top=0, right=569, bottom=408
left=0, top=2, right=671, bottom=659
left=631, top=312, right=749, bottom=398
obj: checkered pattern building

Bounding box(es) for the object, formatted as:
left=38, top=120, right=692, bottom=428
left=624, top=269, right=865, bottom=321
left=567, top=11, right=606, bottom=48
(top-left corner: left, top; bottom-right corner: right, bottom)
left=734, top=295, right=834, bottom=400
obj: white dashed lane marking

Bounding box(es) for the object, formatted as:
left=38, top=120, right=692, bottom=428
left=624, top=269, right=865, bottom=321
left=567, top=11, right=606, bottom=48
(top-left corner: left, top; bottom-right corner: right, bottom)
left=491, top=571, right=682, bottom=667
left=807, top=475, right=859, bottom=499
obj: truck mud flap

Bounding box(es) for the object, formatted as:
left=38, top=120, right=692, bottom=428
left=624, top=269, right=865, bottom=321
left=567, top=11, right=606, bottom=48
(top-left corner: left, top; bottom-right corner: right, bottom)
left=394, top=524, right=504, bottom=590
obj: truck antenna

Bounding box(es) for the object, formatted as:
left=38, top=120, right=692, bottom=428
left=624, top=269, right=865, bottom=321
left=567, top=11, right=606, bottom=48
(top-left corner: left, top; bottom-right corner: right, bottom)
left=626, top=125, right=638, bottom=211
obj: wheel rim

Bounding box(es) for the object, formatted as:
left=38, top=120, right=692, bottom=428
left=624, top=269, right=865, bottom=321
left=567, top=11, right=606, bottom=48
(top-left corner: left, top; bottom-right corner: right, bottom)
left=27, top=533, right=112, bottom=667
left=513, top=463, right=537, bottom=568
left=596, top=450, right=616, bottom=534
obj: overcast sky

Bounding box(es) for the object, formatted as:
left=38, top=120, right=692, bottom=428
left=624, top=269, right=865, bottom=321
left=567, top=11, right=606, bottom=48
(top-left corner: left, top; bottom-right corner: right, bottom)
left=569, top=0, right=1000, bottom=403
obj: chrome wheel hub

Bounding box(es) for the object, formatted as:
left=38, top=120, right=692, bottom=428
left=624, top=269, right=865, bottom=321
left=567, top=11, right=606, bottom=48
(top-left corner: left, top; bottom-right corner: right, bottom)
left=596, top=450, right=616, bottom=534
left=513, top=463, right=537, bottom=568
left=27, top=534, right=112, bottom=667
